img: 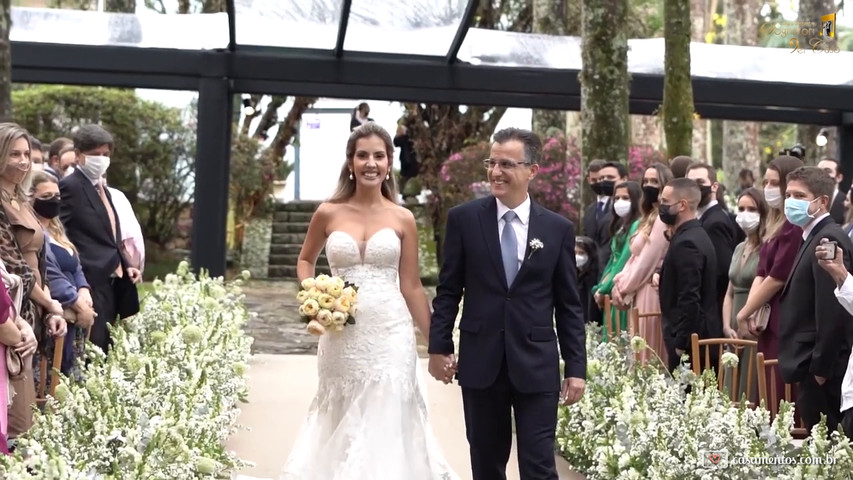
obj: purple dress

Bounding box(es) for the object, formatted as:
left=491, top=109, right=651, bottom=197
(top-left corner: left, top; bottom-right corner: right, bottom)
left=756, top=221, right=803, bottom=412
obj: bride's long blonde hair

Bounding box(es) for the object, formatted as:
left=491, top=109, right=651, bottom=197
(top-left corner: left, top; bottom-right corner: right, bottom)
left=327, top=122, right=399, bottom=204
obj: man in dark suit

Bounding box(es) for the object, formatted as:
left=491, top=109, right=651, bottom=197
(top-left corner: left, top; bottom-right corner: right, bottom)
left=687, top=163, right=739, bottom=318
left=658, top=178, right=721, bottom=372
left=817, top=158, right=846, bottom=224
left=779, top=166, right=853, bottom=433
left=429, top=127, right=586, bottom=480
left=583, top=161, right=628, bottom=275
left=59, top=124, right=141, bottom=353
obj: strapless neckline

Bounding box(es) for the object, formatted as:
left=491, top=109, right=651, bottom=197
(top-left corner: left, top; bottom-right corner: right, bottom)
left=327, top=228, right=398, bottom=264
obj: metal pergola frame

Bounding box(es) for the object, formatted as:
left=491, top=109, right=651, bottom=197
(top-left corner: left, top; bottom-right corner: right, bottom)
left=9, top=0, right=852, bottom=276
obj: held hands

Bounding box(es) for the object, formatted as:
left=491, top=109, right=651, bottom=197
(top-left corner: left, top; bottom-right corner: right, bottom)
left=428, top=354, right=457, bottom=384
left=560, top=377, right=585, bottom=406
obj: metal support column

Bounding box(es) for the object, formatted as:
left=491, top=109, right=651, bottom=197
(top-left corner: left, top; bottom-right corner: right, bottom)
left=839, top=113, right=853, bottom=194
left=191, top=77, right=233, bottom=277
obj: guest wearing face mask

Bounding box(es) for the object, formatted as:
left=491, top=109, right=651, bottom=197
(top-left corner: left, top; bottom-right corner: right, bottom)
left=592, top=181, right=642, bottom=338
left=587, top=161, right=629, bottom=276
left=58, top=125, right=140, bottom=353
left=574, top=236, right=599, bottom=324
left=721, top=188, right=767, bottom=402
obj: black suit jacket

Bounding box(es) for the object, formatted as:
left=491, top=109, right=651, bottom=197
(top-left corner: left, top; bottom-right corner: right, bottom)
left=583, top=199, right=612, bottom=275
left=429, top=196, right=586, bottom=393
left=659, top=219, right=721, bottom=350
left=830, top=190, right=846, bottom=225
left=699, top=204, right=739, bottom=316
left=779, top=216, right=853, bottom=382
left=59, top=170, right=139, bottom=317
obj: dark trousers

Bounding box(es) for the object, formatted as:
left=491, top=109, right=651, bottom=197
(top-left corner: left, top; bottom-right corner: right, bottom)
left=90, top=279, right=118, bottom=353
left=798, top=372, right=844, bottom=434
left=461, top=360, right=559, bottom=480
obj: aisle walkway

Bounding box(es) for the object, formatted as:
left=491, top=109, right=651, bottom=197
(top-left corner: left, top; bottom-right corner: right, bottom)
left=226, top=354, right=583, bottom=480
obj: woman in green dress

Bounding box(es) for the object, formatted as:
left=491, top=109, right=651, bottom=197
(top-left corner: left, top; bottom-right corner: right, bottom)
left=722, top=187, right=766, bottom=403
left=593, top=181, right=642, bottom=340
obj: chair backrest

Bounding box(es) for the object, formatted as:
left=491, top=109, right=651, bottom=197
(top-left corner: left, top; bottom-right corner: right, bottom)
left=603, top=295, right=616, bottom=339
left=755, top=352, right=808, bottom=438
left=35, top=337, right=64, bottom=406
left=690, top=333, right=758, bottom=401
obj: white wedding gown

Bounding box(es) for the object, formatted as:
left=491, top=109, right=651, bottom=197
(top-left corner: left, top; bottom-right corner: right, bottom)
left=280, top=228, right=459, bottom=480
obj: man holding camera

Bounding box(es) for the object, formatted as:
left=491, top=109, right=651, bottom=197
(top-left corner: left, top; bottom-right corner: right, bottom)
left=780, top=166, right=853, bottom=435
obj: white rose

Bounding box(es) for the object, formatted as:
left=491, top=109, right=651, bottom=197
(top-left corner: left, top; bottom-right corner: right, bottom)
left=331, top=311, right=347, bottom=326
left=301, top=278, right=316, bottom=290
left=316, top=309, right=333, bottom=327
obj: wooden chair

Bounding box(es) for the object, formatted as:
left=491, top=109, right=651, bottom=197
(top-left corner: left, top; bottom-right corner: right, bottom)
left=602, top=295, right=619, bottom=340
left=36, top=335, right=64, bottom=406
left=755, top=352, right=809, bottom=439
left=628, top=308, right=661, bottom=364
left=690, top=333, right=758, bottom=405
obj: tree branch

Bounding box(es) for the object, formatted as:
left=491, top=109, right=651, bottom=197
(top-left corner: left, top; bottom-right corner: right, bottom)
left=252, top=95, right=286, bottom=139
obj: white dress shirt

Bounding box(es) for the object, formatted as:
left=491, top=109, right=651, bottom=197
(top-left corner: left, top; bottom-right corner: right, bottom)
left=836, top=274, right=853, bottom=412
left=496, top=195, right=530, bottom=270
left=803, top=212, right=831, bottom=240
left=697, top=199, right=718, bottom=219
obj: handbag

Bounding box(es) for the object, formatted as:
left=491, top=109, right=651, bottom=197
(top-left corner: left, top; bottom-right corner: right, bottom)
left=751, top=303, right=772, bottom=332
left=0, top=261, right=26, bottom=378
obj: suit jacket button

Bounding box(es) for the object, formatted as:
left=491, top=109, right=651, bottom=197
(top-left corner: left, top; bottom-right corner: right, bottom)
left=506, top=297, right=510, bottom=301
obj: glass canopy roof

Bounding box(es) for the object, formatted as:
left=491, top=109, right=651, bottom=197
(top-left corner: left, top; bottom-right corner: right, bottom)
left=10, top=1, right=853, bottom=87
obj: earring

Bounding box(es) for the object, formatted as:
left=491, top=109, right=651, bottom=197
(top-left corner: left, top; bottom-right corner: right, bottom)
left=386, top=173, right=390, bottom=180
left=349, top=172, right=354, bottom=180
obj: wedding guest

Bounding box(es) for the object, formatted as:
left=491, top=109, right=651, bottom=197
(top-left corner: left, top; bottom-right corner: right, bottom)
left=737, top=155, right=804, bottom=416
left=669, top=155, right=693, bottom=179
left=658, top=178, right=720, bottom=372
left=816, top=157, right=846, bottom=224
left=0, top=123, right=65, bottom=441
left=0, top=279, right=24, bottom=455
left=574, top=236, right=599, bottom=324
left=30, top=172, right=95, bottom=377
left=721, top=188, right=766, bottom=402
left=592, top=181, right=642, bottom=338
left=349, top=102, right=372, bottom=132
left=612, top=163, right=673, bottom=365
left=587, top=162, right=629, bottom=276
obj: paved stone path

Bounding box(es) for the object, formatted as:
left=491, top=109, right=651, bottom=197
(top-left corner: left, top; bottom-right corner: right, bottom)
left=241, top=280, right=433, bottom=356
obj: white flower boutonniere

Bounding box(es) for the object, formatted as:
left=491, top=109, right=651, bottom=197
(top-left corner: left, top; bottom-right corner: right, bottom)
left=528, top=238, right=544, bottom=259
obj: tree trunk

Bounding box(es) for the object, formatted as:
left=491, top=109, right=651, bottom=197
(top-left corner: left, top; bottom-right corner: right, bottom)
left=662, top=0, right=694, bottom=157
left=690, top=0, right=709, bottom=161
left=0, top=0, right=10, bottom=123
left=721, top=0, right=760, bottom=189
left=105, top=0, right=135, bottom=12
left=796, top=0, right=837, bottom=164
left=268, top=97, right=317, bottom=164
left=580, top=0, right=630, bottom=166
left=532, top=0, right=576, bottom=138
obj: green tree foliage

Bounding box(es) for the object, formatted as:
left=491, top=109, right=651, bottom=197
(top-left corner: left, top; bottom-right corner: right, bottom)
left=12, top=85, right=195, bottom=246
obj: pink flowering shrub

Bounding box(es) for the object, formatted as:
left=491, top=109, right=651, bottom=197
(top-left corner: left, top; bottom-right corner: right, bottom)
left=628, top=145, right=667, bottom=180
left=529, top=134, right=581, bottom=223
left=439, top=142, right=491, bottom=209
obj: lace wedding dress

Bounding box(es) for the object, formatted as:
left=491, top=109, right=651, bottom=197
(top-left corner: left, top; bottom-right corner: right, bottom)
left=280, top=228, right=459, bottom=480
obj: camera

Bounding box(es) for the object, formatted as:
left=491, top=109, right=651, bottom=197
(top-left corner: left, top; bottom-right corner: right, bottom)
left=779, top=143, right=806, bottom=160
left=824, top=241, right=838, bottom=260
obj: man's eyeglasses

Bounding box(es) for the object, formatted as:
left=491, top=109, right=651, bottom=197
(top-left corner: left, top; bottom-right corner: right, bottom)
left=483, top=159, right=530, bottom=170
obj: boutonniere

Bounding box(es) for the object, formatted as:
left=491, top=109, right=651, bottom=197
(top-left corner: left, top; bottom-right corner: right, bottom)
left=527, top=238, right=544, bottom=259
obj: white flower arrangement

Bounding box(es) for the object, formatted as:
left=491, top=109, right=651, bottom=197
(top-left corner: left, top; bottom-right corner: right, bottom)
left=556, top=327, right=853, bottom=479
left=0, top=262, right=253, bottom=479
left=297, top=274, right=358, bottom=335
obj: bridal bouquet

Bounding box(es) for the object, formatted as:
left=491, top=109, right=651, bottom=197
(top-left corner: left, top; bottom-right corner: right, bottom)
left=297, top=274, right=358, bottom=335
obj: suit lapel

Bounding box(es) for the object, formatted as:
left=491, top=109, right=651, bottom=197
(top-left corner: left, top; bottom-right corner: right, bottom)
left=78, top=171, right=115, bottom=243
left=478, top=197, right=507, bottom=290
left=513, top=201, right=545, bottom=287
left=782, top=217, right=832, bottom=297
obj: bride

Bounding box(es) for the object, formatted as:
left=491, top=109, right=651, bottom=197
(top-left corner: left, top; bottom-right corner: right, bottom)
left=280, top=122, right=459, bottom=480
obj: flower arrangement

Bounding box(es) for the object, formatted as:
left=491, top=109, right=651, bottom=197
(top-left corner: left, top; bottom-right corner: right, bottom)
left=556, top=327, right=853, bottom=479
left=297, top=274, right=358, bottom=335
left=527, top=238, right=543, bottom=259
left=0, top=261, right=253, bottom=479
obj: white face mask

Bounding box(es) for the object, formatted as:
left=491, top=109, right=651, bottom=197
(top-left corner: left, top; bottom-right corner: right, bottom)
left=79, top=155, right=110, bottom=181
left=576, top=254, right=588, bottom=268
left=736, top=211, right=760, bottom=234
left=764, top=186, right=782, bottom=209
left=613, top=199, right=632, bottom=218
left=63, top=166, right=75, bottom=177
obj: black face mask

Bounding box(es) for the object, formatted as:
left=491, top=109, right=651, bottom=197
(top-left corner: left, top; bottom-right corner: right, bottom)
left=642, top=186, right=660, bottom=203
left=659, top=203, right=679, bottom=226
left=595, top=180, right=615, bottom=197
left=33, top=196, right=60, bottom=219
left=698, top=185, right=713, bottom=208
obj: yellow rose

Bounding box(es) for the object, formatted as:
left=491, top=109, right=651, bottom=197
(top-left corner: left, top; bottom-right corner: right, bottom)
left=331, top=276, right=346, bottom=289
left=326, top=284, right=342, bottom=298
left=314, top=274, right=331, bottom=292
left=306, top=319, right=325, bottom=336
left=317, top=294, right=335, bottom=310
left=301, top=299, right=320, bottom=317
left=342, top=286, right=356, bottom=299
left=331, top=311, right=347, bottom=326
left=316, top=308, right=333, bottom=327
left=333, top=297, right=351, bottom=314
left=301, top=278, right=316, bottom=290
left=307, top=287, right=321, bottom=299
left=296, top=290, right=309, bottom=303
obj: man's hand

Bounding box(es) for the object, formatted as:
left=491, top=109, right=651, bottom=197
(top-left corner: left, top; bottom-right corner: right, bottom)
left=127, top=268, right=143, bottom=284
left=47, top=315, right=67, bottom=338
left=428, top=354, right=456, bottom=384
left=560, top=377, right=586, bottom=406
left=816, top=238, right=848, bottom=288
left=75, top=307, right=96, bottom=329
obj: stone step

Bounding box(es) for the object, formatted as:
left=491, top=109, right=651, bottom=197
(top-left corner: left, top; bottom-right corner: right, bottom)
left=268, top=264, right=331, bottom=279
left=272, top=210, right=314, bottom=223
left=274, top=201, right=321, bottom=213
left=271, top=232, right=306, bottom=245
left=268, top=253, right=329, bottom=267
left=269, top=244, right=303, bottom=255
left=271, top=222, right=310, bottom=235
